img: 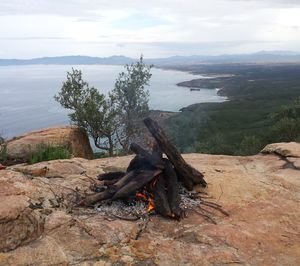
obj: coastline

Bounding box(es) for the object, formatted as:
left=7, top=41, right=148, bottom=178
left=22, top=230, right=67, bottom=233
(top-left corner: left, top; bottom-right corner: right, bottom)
left=157, top=65, right=233, bottom=99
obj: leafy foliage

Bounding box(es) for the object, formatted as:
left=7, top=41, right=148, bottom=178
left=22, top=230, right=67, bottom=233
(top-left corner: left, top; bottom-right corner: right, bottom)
left=110, top=56, right=152, bottom=152
left=0, top=144, right=8, bottom=164
left=55, top=57, right=152, bottom=156
left=54, top=69, right=118, bottom=156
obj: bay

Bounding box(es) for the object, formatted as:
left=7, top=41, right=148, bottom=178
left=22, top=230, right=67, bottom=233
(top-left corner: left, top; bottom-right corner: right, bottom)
left=0, top=64, right=225, bottom=138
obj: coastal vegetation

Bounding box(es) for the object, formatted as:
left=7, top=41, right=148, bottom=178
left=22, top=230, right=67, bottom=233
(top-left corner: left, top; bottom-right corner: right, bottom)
left=163, top=64, right=300, bottom=155
left=55, top=56, right=152, bottom=156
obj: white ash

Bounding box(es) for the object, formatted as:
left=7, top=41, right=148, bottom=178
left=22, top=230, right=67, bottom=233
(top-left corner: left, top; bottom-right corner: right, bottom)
left=94, top=185, right=203, bottom=218
left=95, top=200, right=149, bottom=219
left=179, top=186, right=204, bottom=210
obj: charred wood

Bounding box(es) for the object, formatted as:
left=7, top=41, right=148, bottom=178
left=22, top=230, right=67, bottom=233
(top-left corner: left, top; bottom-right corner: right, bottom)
left=143, top=117, right=207, bottom=190
left=102, top=179, right=120, bottom=186
left=108, top=170, right=139, bottom=194
left=79, top=190, right=113, bottom=206
left=130, top=142, right=164, bottom=169
left=163, top=159, right=181, bottom=218
left=153, top=174, right=172, bottom=217
left=127, top=155, right=157, bottom=172
left=112, top=169, right=162, bottom=200
left=98, top=171, right=125, bottom=181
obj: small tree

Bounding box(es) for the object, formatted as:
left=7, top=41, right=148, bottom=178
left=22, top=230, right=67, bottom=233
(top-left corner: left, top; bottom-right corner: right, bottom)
left=54, top=69, right=117, bottom=156
left=110, top=56, right=152, bottom=152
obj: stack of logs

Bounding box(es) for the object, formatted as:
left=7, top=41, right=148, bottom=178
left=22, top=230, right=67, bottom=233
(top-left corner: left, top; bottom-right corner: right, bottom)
left=80, top=117, right=207, bottom=219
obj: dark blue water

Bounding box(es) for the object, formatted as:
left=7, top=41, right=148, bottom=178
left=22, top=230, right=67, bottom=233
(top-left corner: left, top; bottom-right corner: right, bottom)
left=0, top=65, right=225, bottom=138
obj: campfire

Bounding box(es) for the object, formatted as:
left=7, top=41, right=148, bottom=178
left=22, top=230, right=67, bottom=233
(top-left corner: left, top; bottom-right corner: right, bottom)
left=80, top=118, right=226, bottom=220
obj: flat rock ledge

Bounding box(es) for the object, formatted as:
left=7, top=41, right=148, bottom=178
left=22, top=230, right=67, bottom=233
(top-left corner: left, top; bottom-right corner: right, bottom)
left=0, top=142, right=300, bottom=266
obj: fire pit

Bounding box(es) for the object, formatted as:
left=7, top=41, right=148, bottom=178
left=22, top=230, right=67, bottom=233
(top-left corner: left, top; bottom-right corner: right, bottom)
left=80, top=118, right=227, bottom=220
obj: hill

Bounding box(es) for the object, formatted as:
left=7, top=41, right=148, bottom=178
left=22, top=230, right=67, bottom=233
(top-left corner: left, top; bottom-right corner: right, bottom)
left=163, top=63, right=300, bottom=155
left=1, top=51, right=300, bottom=66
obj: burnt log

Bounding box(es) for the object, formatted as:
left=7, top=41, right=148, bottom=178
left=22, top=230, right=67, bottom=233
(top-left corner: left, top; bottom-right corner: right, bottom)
left=126, top=155, right=157, bottom=172
left=98, top=171, right=125, bottom=181
left=153, top=174, right=172, bottom=217
left=163, top=159, right=181, bottom=218
left=102, top=179, right=120, bottom=186
left=81, top=170, right=138, bottom=206
left=79, top=190, right=113, bottom=206
left=130, top=142, right=164, bottom=169
left=112, top=169, right=162, bottom=200
left=143, top=117, right=207, bottom=190
left=108, top=170, right=139, bottom=194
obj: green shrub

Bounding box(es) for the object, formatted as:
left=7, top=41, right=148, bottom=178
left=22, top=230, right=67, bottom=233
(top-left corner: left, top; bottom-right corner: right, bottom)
left=28, top=144, right=72, bottom=164
left=0, top=144, right=8, bottom=164
left=93, top=152, right=109, bottom=159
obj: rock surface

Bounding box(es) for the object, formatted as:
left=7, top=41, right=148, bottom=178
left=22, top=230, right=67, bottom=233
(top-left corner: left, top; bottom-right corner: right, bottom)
left=4, top=126, right=93, bottom=161
left=0, top=142, right=300, bottom=265
left=261, top=142, right=300, bottom=158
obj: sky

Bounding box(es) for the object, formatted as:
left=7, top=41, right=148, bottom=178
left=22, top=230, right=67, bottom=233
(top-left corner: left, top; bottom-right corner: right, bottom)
left=0, top=0, right=300, bottom=58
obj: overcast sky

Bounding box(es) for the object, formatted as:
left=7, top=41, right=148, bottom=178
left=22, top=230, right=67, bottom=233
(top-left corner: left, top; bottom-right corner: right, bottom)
left=0, top=0, right=300, bottom=58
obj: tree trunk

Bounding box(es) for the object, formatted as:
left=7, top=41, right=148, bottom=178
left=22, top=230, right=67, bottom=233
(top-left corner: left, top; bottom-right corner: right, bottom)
left=108, top=136, right=114, bottom=156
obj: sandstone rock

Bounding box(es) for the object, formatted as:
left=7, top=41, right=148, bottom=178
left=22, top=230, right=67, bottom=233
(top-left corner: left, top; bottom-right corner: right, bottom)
left=5, top=126, right=93, bottom=161
left=261, top=142, right=300, bottom=158
left=0, top=143, right=300, bottom=265
left=0, top=172, right=45, bottom=252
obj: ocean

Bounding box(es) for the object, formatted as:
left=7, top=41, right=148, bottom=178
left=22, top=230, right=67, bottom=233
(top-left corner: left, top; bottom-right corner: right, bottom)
left=0, top=64, right=225, bottom=138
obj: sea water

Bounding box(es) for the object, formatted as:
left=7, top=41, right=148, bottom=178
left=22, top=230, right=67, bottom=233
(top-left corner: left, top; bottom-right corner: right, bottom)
left=0, top=64, right=225, bottom=138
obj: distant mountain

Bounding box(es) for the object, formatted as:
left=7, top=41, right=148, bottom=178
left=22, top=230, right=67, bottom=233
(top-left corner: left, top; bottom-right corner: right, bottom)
left=147, top=51, right=300, bottom=65
left=1, top=51, right=300, bottom=66
left=0, top=55, right=134, bottom=66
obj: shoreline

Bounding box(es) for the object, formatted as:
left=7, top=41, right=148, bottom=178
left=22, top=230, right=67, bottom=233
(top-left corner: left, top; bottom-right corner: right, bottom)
left=157, top=65, right=233, bottom=98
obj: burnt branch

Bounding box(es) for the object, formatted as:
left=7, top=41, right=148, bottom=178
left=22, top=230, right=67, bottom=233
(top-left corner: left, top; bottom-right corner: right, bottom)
left=163, top=159, right=181, bottom=218
left=143, top=117, right=207, bottom=190
left=98, top=171, right=125, bottom=181
left=130, top=142, right=165, bottom=169
left=112, top=169, right=162, bottom=200
left=153, top=174, right=172, bottom=217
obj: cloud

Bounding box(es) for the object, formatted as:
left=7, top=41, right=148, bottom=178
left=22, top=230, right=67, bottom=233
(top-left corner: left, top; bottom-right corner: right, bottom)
left=0, top=37, right=70, bottom=40
left=0, top=0, right=300, bottom=57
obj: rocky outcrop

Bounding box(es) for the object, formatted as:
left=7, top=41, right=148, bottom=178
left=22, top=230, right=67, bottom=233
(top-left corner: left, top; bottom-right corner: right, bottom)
left=0, top=142, right=300, bottom=265
left=5, top=126, right=93, bottom=161
left=261, top=142, right=300, bottom=158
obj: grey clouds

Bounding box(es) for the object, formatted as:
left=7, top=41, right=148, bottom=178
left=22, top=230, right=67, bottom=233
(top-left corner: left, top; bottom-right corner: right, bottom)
left=0, top=0, right=300, bottom=58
